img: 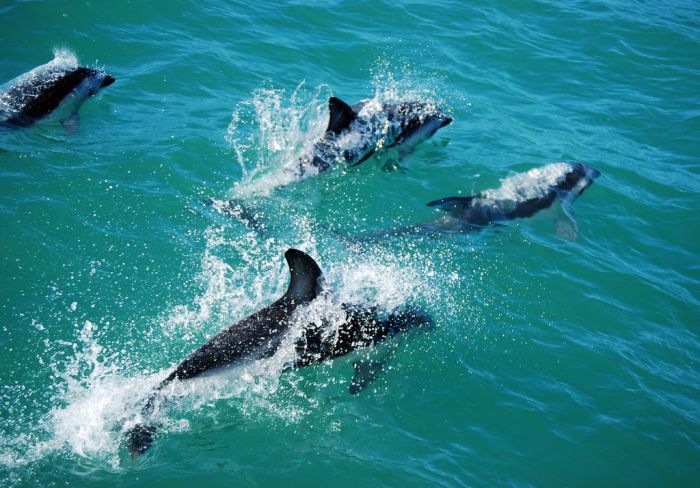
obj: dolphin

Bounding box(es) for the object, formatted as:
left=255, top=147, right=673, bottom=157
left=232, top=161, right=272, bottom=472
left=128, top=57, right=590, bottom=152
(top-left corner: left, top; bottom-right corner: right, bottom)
left=377, top=162, right=600, bottom=238
left=125, top=249, right=430, bottom=456
left=0, top=52, right=115, bottom=129
left=300, top=96, right=452, bottom=173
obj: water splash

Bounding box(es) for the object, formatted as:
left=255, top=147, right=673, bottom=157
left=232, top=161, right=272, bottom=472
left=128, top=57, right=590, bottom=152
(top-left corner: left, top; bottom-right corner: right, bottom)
left=225, top=82, right=331, bottom=196
left=225, top=61, right=451, bottom=196
left=0, top=61, right=469, bottom=478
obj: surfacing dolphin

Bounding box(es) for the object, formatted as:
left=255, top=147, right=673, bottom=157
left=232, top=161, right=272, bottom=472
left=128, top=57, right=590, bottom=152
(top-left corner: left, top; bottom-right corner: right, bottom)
left=378, top=162, right=600, bottom=238
left=0, top=51, right=115, bottom=129
left=125, top=249, right=429, bottom=457
left=299, top=96, right=452, bottom=173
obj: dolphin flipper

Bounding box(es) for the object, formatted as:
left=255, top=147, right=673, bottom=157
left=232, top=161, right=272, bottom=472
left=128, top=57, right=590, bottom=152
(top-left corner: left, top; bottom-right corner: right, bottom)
left=555, top=199, right=579, bottom=241
left=326, top=97, right=357, bottom=135
left=348, top=307, right=433, bottom=394
left=125, top=424, right=156, bottom=458
left=61, top=112, right=80, bottom=135
left=427, top=196, right=476, bottom=214
left=349, top=358, right=387, bottom=395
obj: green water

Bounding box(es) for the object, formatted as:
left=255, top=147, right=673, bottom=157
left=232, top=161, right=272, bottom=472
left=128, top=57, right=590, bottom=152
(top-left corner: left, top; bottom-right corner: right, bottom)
left=1, top=1, right=699, bottom=486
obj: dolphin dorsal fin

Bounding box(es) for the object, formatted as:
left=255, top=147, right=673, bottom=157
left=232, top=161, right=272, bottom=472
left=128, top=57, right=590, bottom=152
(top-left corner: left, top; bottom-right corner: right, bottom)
left=427, top=196, right=476, bottom=213
left=283, top=249, right=322, bottom=303
left=326, top=97, right=357, bottom=135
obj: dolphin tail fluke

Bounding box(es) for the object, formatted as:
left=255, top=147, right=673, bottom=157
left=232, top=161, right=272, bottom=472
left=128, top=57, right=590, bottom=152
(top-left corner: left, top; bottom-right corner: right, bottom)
left=349, top=358, right=386, bottom=395
left=122, top=380, right=170, bottom=458
left=283, top=249, right=323, bottom=303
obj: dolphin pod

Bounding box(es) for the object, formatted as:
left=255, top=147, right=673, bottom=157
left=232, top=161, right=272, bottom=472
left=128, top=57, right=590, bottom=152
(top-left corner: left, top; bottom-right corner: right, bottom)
left=0, top=53, right=115, bottom=128
left=3, top=51, right=602, bottom=459
left=125, top=249, right=430, bottom=457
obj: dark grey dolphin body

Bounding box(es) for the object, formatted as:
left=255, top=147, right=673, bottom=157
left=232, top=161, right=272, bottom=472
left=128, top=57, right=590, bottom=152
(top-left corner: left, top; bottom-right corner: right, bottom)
left=380, top=162, right=600, bottom=237
left=294, top=303, right=429, bottom=393
left=0, top=55, right=115, bottom=128
left=300, top=96, right=452, bottom=173
left=125, top=249, right=321, bottom=455
left=125, top=249, right=429, bottom=456
left=165, top=249, right=323, bottom=382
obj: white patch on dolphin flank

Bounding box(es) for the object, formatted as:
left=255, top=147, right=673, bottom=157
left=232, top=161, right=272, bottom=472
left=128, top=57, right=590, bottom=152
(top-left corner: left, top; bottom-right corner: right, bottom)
left=480, top=162, right=574, bottom=204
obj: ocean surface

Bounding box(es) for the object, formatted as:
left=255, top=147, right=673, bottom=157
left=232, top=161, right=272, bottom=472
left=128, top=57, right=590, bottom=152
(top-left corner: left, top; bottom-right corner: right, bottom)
left=1, top=1, right=699, bottom=486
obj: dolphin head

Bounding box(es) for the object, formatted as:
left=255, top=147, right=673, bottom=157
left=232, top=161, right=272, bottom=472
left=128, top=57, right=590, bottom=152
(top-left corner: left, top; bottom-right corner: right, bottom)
left=389, top=101, right=452, bottom=147
left=560, top=162, right=600, bottom=196
left=89, top=69, right=115, bottom=93
left=74, top=67, right=115, bottom=96
left=101, top=74, right=116, bottom=88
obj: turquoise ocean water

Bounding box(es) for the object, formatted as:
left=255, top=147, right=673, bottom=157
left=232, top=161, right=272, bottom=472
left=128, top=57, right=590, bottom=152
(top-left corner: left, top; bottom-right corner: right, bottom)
left=1, top=1, right=699, bottom=485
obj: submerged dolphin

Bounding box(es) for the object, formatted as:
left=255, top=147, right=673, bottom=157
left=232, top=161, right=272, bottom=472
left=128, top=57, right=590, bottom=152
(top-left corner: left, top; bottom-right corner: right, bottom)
left=125, top=249, right=429, bottom=456
left=300, top=96, right=452, bottom=173
left=0, top=52, right=115, bottom=128
left=379, top=162, right=600, bottom=238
